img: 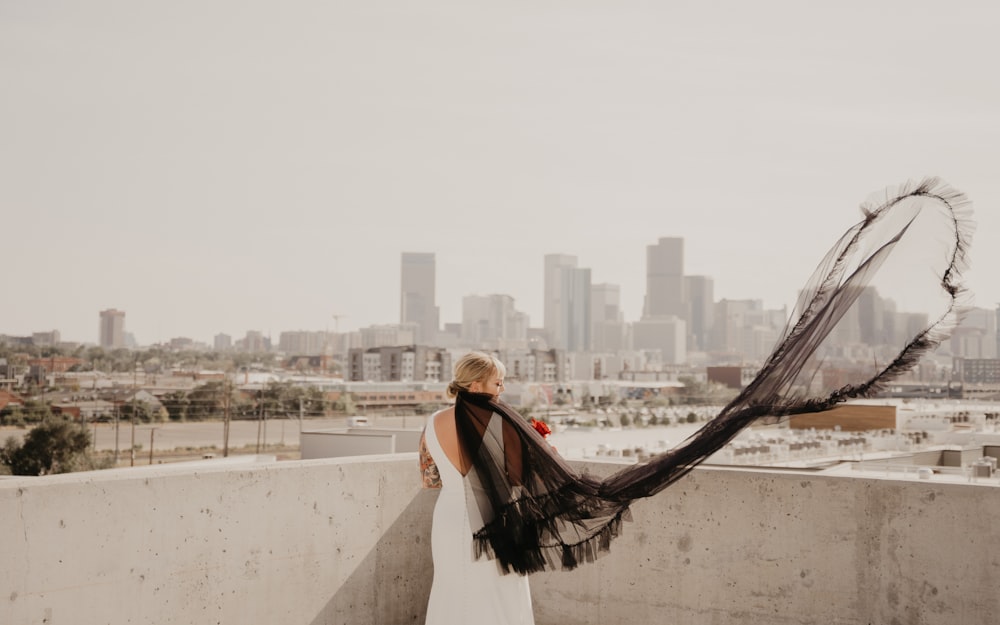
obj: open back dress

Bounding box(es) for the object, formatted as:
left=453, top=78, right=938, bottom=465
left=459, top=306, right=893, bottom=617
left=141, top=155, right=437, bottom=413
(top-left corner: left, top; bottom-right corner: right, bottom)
left=422, top=411, right=534, bottom=625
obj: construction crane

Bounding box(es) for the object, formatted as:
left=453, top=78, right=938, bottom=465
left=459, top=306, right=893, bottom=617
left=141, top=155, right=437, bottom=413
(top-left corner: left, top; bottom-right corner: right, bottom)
left=331, top=313, right=347, bottom=334
left=325, top=313, right=350, bottom=365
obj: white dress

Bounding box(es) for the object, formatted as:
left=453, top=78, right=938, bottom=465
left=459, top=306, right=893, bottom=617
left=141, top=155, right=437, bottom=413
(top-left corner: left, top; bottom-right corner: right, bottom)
left=423, top=412, right=534, bottom=625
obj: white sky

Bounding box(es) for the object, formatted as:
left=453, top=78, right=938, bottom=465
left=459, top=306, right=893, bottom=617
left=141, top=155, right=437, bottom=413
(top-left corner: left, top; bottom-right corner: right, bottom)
left=2, top=1, right=998, bottom=345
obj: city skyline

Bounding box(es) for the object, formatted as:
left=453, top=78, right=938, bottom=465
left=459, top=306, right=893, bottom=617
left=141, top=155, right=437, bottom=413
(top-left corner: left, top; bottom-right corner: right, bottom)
left=1, top=240, right=784, bottom=347
left=3, top=2, right=998, bottom=345
left=3, top=237, right=989, bottom=352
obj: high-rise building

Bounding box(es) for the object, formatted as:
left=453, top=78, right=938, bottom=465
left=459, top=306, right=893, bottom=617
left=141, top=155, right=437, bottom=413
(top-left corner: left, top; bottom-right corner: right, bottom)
left=709, top=299, right=759, bottom=357
left=32, top=330, right=61, bottom=347
left=214, top=333, right=232, bottom=351
left=543, top=254, right=577, bottom=349
left=996, top=304, right=1000, bottom=358
left=643, top=237, right=686, bottom=319
left=400, top=252, right=439, bottom=344
left=708, top=299, right=785, bottom=363
left=461, top=294, right=528, bottom=348
left=99, top=309, right=126, bottom=349
left=951, top=306, right=998, bottom=359
left=360, top=323, right=417, bottom=349
left=542, top=256, right=593, bottom=352
left=685, top=275, right=714, bottom=352
left=498, top=348, right=568, bottom=383
left=278, top=331, right=331, bottom=356
left=240, top=330, right=269, bottom=353
left=590, top=283, right=622, bottom=324
left=631, top=316, right=687, bottom=364
left=347, top=345, right=450, bottom=382
left=590, top=283, right=624, bottom=353
left=559, top=267, right=591, bottom=352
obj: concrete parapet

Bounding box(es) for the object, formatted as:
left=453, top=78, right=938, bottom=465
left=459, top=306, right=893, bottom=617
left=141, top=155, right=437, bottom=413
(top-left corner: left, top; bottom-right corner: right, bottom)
left=2, top=456, right=998, bottom=624
left=1, top=455, right=434, bottom=625
left=532, top=464, right=1000, bottom=625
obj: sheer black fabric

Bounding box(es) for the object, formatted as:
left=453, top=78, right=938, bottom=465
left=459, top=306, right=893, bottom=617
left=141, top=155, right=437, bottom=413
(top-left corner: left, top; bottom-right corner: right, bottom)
left=454, top=177, right=974, bottom=575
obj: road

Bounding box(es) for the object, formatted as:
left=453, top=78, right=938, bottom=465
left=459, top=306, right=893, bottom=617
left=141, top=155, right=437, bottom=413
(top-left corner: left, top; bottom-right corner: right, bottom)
left=1, top=414, right=716, bottom=464
left=1, top=416, right=356, bottom=455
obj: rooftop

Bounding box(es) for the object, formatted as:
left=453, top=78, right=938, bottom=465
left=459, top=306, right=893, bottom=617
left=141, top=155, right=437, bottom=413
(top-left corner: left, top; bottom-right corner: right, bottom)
left=3, top=450, right=998, bottom=624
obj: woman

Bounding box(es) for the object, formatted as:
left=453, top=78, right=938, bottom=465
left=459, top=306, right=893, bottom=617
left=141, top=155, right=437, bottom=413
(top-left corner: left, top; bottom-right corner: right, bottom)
left=420, top=179, right=974, bottom=623
left=420, top=351, right=535, bottom=625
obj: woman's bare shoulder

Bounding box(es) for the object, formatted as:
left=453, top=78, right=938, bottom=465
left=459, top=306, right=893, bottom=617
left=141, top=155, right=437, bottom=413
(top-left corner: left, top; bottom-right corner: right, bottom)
left=433, top=406, right=455, bottom=428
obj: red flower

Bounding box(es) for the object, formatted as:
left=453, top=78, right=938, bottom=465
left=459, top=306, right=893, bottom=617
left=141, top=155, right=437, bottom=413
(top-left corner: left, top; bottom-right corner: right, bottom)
left=530, top=418, right=552, bottom=439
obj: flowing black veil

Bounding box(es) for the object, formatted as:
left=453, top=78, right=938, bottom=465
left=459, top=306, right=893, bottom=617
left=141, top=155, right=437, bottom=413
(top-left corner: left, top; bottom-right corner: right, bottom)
left=454, top=177, right=974, bottom=575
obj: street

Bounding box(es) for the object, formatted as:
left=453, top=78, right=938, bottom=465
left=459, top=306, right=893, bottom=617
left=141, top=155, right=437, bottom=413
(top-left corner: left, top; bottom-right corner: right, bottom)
left=1, top=416, right=355, bottom=456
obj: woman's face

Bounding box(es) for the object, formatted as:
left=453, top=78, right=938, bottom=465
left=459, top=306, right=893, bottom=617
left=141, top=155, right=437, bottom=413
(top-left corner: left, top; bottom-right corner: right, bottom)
left=470, top=371, right=504, bottom=398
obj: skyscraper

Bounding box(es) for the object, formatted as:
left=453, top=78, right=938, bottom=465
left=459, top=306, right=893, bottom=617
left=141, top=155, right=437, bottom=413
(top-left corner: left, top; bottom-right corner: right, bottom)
left=543, top=254, right=577, bottom=349
left=643, top=237, right=686, bottom=319
left=214, top=333, right=232, bottom=352
left=559, top=267, right=591, bottom=352
left=632, top=316, right=686, bottom=364
left=461, top=294, right=528, bottom=347
left=590, top=283, right=625, bottom=352
left=99, top=309, right=125, bottom=349
left=400, top=252, right=439, bottom=344
left=685, top=275, right=714, bottom=351
left=590, top=283, right=622, bottom=325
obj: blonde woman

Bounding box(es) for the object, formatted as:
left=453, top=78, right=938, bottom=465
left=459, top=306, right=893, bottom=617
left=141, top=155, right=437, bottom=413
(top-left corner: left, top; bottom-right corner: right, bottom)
left=419, top=351, right=534, bottom=625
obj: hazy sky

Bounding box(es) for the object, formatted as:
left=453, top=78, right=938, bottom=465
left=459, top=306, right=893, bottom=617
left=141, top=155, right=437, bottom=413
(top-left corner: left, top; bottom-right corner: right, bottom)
left=3, top=1, right=998, bottom=345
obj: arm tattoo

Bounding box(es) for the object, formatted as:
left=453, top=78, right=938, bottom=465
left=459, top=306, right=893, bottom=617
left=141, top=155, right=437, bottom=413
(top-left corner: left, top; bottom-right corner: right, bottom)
left=419, top=433, right=442, bottom=489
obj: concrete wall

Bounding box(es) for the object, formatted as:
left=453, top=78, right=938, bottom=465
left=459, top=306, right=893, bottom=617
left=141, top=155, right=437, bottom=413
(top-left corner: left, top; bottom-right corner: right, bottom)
left=1, top=455, right=435, bottom=625
left=300, top=429, right=397, bottom=458
left=941, top=446, right=986, bottom=467
left=299, top=427, right=422, bottom=459
left=354, top=427, right=422, bottom=452
left=3, top=457, right=999, bottom=625
left=532, top=464, right=1000, bottom=625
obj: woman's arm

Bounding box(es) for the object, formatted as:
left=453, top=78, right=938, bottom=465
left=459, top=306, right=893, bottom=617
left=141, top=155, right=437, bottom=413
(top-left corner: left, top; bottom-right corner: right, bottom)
left=418, top=432, right=442, bottom=489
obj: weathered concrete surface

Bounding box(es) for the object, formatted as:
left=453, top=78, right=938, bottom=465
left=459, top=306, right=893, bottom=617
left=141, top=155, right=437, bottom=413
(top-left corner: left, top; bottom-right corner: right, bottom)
left=300, top=427, right=423, bottom=459
left=1, top=455, right=435, bottom=625
left=2, top=457, right=998, bottom=625
left=532, top=465, right=1000, bottom=625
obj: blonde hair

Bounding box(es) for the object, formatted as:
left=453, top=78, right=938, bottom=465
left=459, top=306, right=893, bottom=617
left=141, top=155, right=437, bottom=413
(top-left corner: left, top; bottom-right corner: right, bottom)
left=447, top=351, right=506, bottom=398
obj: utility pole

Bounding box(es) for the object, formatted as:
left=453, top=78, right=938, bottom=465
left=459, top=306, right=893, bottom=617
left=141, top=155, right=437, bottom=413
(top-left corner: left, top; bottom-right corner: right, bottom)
left=113, top=402, right=120, bottom=465
left=130, top=358, right=137, bottom=466
left=223, top=378, right=231, bottom=457
left=148, top=427, right=157, bottom=464
left=256, top=389, right=264, bottom=453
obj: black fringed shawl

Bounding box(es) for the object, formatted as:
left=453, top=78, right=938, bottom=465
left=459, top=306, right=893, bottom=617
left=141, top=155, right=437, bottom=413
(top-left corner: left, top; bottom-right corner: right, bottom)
left=454, top=177, right=974, bottom=576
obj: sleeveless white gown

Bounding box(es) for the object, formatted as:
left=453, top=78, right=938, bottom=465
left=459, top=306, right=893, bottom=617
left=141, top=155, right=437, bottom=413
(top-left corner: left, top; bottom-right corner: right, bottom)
left=423, top=412, right=534, bottom=625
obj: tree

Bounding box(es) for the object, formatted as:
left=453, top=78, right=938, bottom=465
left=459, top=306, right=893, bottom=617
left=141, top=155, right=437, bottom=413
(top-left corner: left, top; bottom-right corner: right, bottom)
left=334, top=392, right=357, bottom=415
left=3, top=399, right=54, bottom=425
left=187, top=381, right=228, bottom=420
left=83, top=346, right=107, bottom=372
left=161, top=390, right=190, bottom=422
left=645, top=395, right=670, bottom=409
left=120, top=400, right=161, bottom=424
left=1, top=418, right=97, bottom=476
